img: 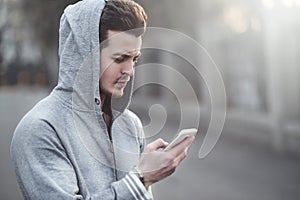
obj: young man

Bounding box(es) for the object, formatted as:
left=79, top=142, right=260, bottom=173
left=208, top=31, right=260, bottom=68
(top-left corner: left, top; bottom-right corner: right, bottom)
left=10, top=0, right=194, bottom=199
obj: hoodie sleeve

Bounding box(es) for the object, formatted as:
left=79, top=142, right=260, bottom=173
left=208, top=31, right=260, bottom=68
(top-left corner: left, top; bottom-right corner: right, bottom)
left=10, top=118, right=152, bottom=200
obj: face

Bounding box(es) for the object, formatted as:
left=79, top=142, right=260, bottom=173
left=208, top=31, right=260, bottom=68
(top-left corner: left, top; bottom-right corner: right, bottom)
left=100, top=30, right=142, bottom=98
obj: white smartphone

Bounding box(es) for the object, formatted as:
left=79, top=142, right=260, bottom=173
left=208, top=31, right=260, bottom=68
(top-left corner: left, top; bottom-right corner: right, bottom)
left=163, top=128, right=197, bottom=151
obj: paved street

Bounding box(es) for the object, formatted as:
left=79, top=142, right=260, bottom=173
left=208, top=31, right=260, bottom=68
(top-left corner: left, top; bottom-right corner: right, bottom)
left=1, top=87, right=300, bottom=199
left=153, top=135, right=300, bottom=200
left=0, top=87, right=50, bottom=199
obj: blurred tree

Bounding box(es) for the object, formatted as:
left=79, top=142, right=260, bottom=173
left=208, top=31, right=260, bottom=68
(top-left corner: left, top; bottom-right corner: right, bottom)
left=21, top=0, right=79, bottom=51
left=0, top=0, right=79, bottom=87
left=19, top=0, right=79, bottom=87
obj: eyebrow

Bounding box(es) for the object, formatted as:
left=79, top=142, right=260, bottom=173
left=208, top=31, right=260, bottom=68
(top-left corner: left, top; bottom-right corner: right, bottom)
left=112, top=51, right=141, bottom=58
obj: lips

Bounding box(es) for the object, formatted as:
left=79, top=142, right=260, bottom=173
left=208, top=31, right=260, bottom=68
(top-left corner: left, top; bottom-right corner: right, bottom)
left=115, top=79, right=129, bottom=88
left=114, top=75, right=130, bottom=88
left=116, top=76, right=129, bottom=82
left=116, top=81, right=127, bottom=88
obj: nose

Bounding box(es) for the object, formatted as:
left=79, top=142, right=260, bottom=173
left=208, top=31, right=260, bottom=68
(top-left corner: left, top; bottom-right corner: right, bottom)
left=121, top=60, right=134, bottom=76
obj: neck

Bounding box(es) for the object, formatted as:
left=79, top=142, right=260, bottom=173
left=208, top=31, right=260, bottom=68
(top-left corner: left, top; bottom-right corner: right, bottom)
left=100, top=93, right=106, bottom=111
left=100, top=94, right=110, bottom=112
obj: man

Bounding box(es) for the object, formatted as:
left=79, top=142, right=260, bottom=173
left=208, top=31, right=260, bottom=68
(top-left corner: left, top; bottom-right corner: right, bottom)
left=10, top=0, right=194, bottom=199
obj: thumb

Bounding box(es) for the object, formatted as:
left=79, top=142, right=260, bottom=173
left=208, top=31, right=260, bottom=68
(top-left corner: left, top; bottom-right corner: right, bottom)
left=144, top=138, right=168, bottom=153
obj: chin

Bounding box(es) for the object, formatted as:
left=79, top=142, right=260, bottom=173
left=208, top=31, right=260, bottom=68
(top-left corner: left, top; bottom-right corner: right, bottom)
left=111, top=90, right=124, bottom=98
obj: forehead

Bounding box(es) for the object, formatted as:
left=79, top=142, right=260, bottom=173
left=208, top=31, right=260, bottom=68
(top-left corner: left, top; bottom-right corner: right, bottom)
left=104, top=30, right=142, bottom=55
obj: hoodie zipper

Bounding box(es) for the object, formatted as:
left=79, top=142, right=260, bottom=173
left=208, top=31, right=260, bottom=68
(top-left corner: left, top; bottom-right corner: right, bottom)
left=109, top=138, right=117, bottom=181
left=97, top=98, right=117, bottom=181
left=107, top=117, right=118, bottom=181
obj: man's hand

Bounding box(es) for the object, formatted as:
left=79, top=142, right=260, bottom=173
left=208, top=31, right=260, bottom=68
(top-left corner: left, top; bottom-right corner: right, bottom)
left=138, top=136, right=195, bottom=188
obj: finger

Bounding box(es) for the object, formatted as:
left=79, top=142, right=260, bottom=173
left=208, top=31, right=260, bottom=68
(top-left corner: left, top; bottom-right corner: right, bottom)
left=145, top=138, right=168, bottom=152
left=175, top=150, right=188, bottom=165
left=169, top=136, right=195, bottom=157
left=165, top=152, right=186, bottom=175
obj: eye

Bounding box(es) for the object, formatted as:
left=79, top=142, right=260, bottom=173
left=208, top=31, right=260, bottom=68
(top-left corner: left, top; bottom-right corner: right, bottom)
left=114, top=57, right=125, bottom=63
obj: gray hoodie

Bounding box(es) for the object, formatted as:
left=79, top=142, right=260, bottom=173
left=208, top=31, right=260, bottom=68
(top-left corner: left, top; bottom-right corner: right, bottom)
left=10, top=0, right=152, bottom=199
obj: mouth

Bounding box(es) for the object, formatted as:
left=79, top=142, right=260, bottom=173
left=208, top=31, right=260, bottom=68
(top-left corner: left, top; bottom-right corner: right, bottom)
left=115, top=78, right=130, bottom=88
left=115, top=76, right=130, bottom=89
left=116, top=81, right=128, bottom=88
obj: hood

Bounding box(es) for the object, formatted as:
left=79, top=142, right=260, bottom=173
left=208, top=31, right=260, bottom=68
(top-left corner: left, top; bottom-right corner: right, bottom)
left=54, top=0, right=134, bottom=114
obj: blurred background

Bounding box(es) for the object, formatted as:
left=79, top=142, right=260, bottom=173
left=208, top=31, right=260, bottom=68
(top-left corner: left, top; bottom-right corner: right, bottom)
left=1, top=0, right=300, bottom=199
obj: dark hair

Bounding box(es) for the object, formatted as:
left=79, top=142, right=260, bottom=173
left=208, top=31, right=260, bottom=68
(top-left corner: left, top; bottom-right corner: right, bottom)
left=99, top=0, right=147, bottom=46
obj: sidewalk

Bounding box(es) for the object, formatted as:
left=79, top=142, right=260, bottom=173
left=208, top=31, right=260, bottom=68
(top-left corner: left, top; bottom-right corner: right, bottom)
left=152, top=133, right=300, bottom=200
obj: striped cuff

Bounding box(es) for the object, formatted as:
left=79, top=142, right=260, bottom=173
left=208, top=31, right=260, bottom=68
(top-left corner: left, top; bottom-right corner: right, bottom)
left=123, top=172, right=153, bottom=200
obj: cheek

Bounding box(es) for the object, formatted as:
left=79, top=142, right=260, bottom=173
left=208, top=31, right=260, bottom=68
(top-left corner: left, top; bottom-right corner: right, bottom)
left=100, top=56, right=112, bottom=80
left=100, top=64, right=118, bottom=84
left=100, top=59, right=109, bottom=77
